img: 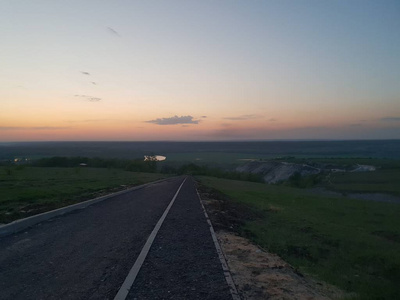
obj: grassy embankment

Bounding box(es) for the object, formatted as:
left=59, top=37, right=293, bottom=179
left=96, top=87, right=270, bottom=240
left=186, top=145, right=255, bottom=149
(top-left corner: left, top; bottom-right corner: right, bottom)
left=0, top=166, right=168, bottom=224
left=198, top=176, right=400, bottom=300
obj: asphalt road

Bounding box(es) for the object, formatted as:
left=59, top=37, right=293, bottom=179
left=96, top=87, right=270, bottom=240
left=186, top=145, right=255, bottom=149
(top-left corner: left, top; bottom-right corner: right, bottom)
left=127, top=177, right=232, bottom=300
left=0, top=176, right=232, bottom=300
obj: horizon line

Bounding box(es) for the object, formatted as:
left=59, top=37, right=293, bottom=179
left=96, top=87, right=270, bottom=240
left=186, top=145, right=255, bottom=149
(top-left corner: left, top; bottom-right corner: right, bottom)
left=1, top=138, right=400, bottom=144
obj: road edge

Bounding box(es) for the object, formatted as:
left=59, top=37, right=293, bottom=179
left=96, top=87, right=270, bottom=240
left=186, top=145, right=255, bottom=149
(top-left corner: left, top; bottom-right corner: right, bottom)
left=195, top=182, right=241, bottom=300
left=0, top=177, right=174, bottom=238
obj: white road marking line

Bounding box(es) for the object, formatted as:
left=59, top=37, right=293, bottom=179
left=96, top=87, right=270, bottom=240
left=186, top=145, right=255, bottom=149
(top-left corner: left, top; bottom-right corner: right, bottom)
left=114, top=177, right=187, bottom=300
left=196, top=188, right=241, bottom=300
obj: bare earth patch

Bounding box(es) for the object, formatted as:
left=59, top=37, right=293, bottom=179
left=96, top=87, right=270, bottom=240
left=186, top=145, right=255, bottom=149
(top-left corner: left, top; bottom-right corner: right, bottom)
left=217, top=231, right=346, bottom=300
left=197, top=184, right=347, bottom=300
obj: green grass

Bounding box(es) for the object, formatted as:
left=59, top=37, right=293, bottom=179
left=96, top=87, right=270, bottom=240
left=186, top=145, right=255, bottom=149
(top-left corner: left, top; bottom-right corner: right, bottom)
left=0, top=166, right=168, bottom=223
left=164, top=152, right=274, bottom=164
left=277, top=157, right=400, bottom=168
left=164, top=155, right=400, bottom=196
left=327, top=169, right=400, bottom=196
left=277, top=157, right=400, bottom=196
left=198, top=176, right=400, bottom=299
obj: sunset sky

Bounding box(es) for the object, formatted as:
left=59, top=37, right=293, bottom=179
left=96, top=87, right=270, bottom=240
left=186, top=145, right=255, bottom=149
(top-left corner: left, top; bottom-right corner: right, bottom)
left=1, top=0, right=399, bottom=141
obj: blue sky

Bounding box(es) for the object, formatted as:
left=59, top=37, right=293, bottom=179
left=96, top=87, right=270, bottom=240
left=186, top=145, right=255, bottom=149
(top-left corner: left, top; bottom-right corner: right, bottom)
left=1, top=0, right=399, bottom=141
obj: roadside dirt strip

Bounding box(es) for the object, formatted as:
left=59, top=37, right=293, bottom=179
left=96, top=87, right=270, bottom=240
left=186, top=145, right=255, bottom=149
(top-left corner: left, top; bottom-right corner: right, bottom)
left=0, top=176, right=235, bottom=299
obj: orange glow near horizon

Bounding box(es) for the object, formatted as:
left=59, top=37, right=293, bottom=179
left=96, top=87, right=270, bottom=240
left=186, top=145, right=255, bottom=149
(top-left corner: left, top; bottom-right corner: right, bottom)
left=1, top=93, right=400, bottom=141
left=2, top=111, right=399, bottom=141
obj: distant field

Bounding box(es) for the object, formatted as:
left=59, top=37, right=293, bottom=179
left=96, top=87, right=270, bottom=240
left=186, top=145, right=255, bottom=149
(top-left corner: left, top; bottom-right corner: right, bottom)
left=279, top=157, right=400, bottom=167
left=160, top=152, right=278, bottom=169
left=160, top=153, right=400, bottom=167
left=164, top=152, right=270, bottom=164
left=0, top=166, right=168, bottom=224
left=198, top=176, right=400, bottom=299
left=2, top=140, right=400, bottom=161
left=285, top=158, right=400, bottom=196
left=327, top=169, right=400, bottom=196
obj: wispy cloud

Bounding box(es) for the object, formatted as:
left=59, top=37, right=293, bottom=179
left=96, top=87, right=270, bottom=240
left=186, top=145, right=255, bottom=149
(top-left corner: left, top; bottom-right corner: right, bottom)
left=65, top=119, right=107, bottom=124
left=82, top=119, right=106, bottom=123
left=74, top=95, right=102, bottom=102
left=81, top=71, right=90, bottom=76
left=107, top=27, right=120, bottom=37
left=268, top=118, right=277, bottom=122
left=380, top=117, right=400, bottom=122
left=91, top=82, right=97, bottom=85
left=88, top=97, right=101, bottom=102
left=0, top=126, right=70, bottom=131
left=349, top=123, right=362, bottom=127
left=32, top=126, right=70, bottom=130
left=223, top=114, right=262, bottom=121
left=146, top=115, right=200, bottom=125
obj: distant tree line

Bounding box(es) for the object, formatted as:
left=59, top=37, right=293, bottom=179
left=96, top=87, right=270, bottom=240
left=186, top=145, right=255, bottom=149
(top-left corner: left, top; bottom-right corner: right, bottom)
left=160, top=163, right=264, bottom=182
left=30, top=156, right=263, bottom=183
left=33, top=156, right=157, bottom=173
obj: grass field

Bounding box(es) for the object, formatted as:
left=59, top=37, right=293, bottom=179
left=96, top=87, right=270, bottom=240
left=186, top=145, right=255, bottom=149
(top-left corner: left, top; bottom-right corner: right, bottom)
left=198, top=176, right=400, bottom=299
left=0, top=166, right=168, bottom=224
left=326, top=169, right=400, bottom=196
left=272, top=157, right=400, bottom=196
left=164, top=152, right=274, bottom=164
left=277, top=157, right=400, bottom=168
left=162, top=155, right=400, bottom=197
